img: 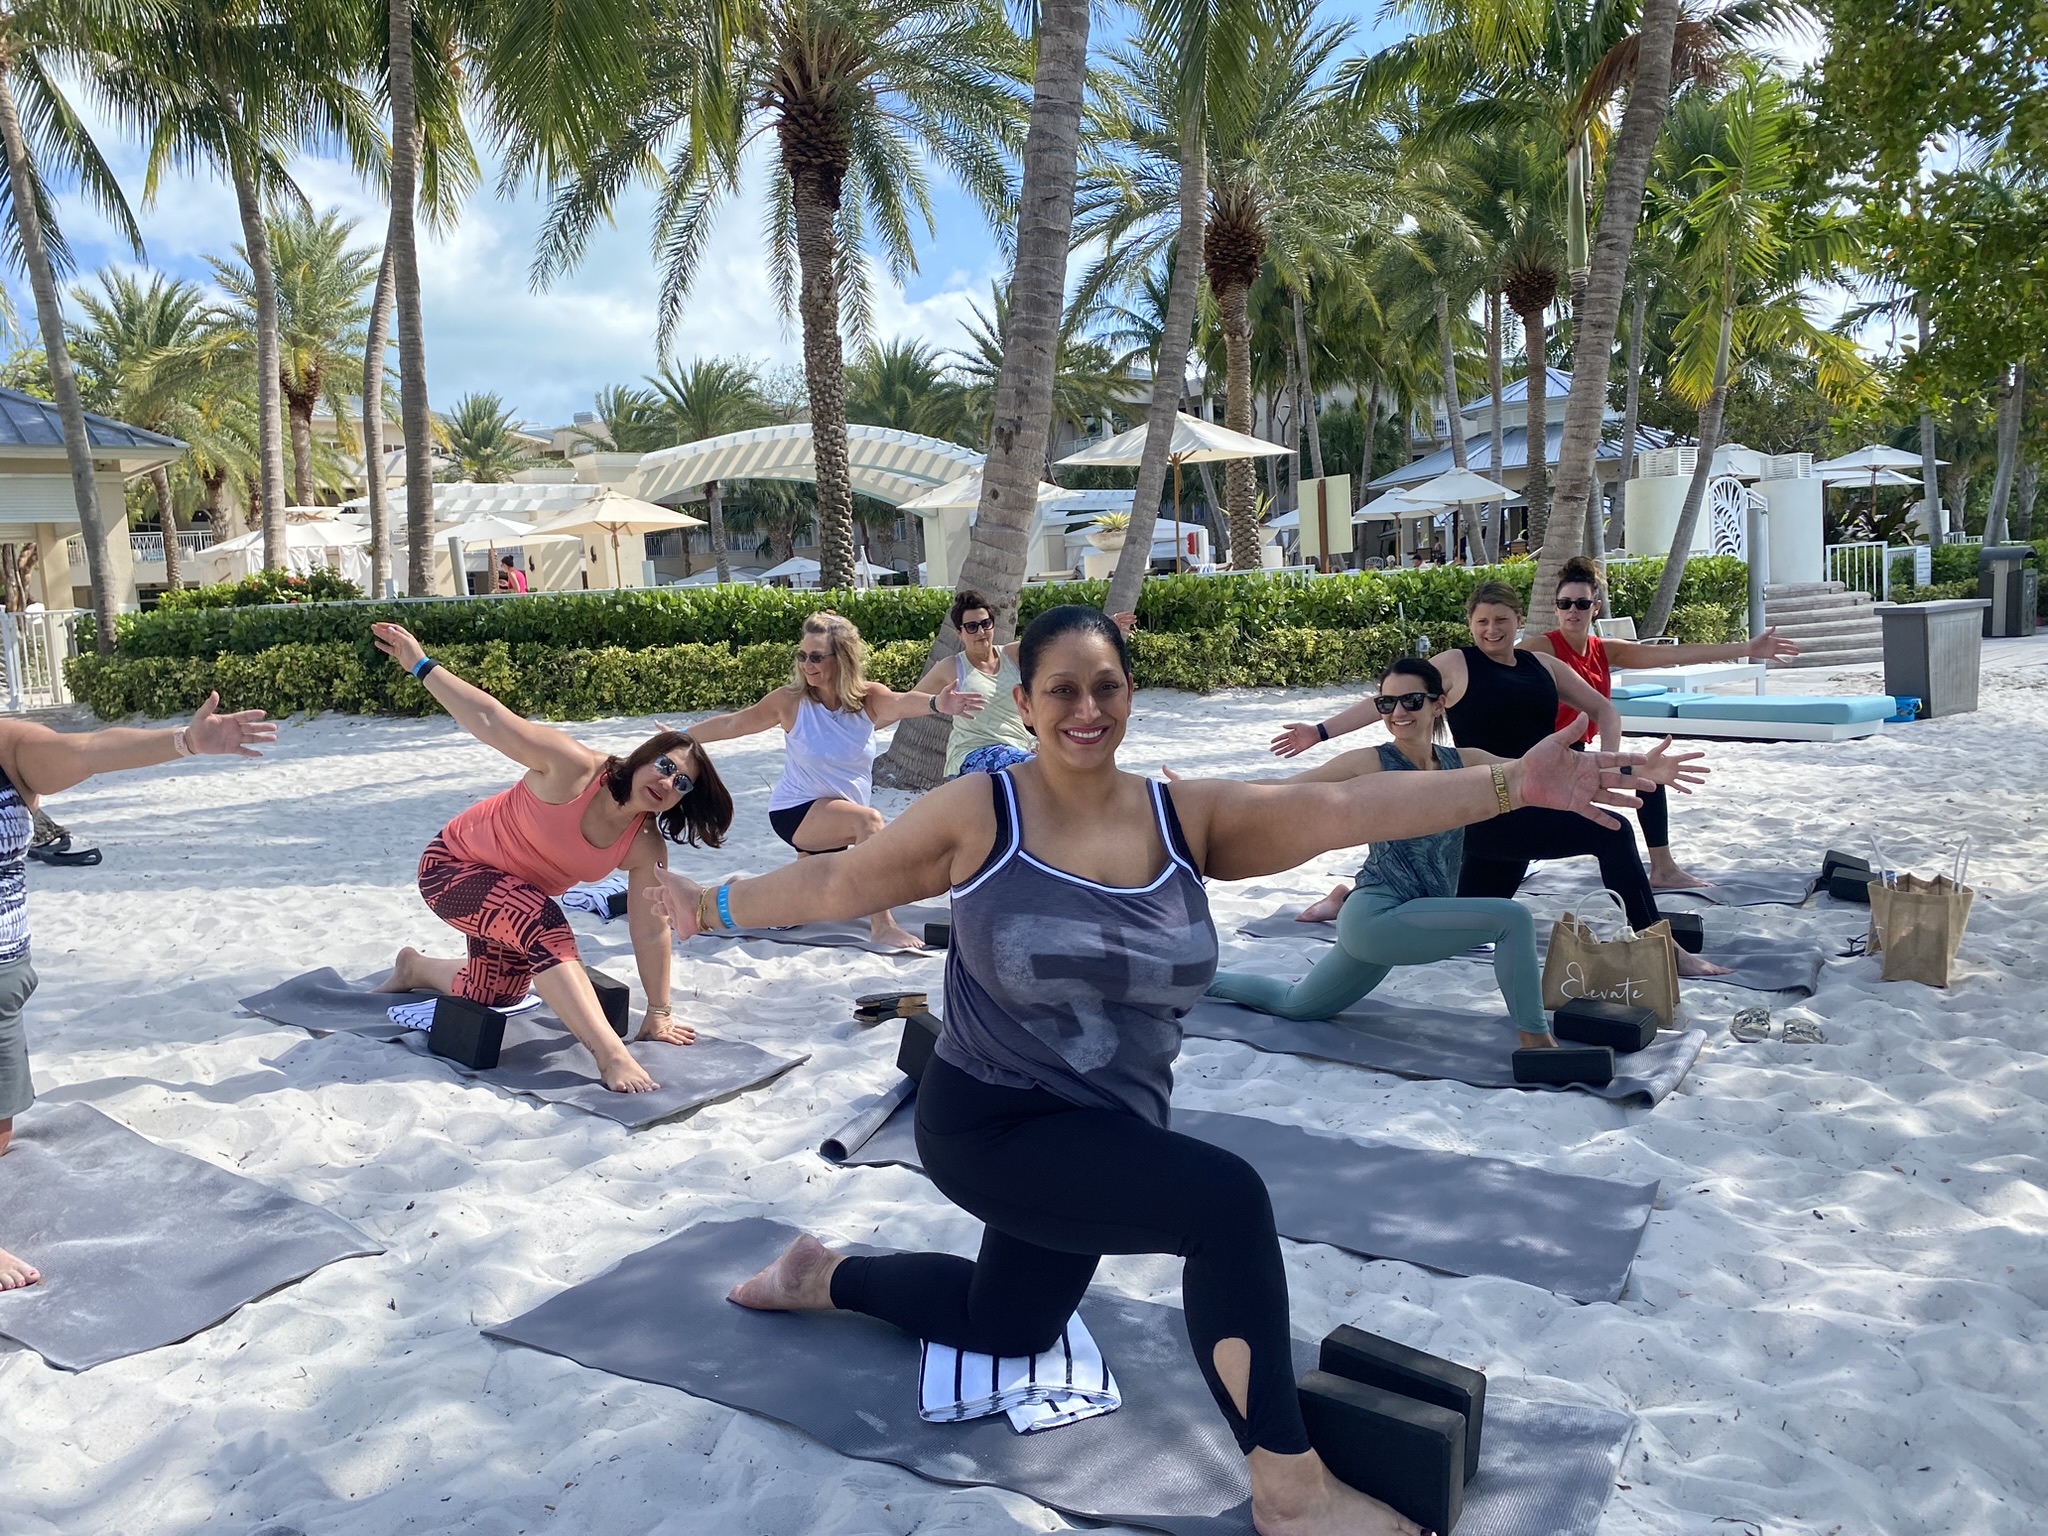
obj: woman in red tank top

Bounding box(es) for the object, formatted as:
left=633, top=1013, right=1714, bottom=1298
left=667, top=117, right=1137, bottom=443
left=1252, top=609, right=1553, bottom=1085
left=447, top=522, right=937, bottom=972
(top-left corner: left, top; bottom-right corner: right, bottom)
left=1520, top=555, right=1798, bottom=889
left=370, top=623, right=734, bottom=1095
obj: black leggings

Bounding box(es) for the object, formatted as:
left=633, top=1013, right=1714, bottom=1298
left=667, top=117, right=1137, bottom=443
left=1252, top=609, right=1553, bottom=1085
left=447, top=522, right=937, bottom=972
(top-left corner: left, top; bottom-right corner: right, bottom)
left=1458, top=806, right=1662, bottom=930
left=828, top=1056, right=1309, bottom=1456
left=1636, top=782, right=1669, bottom=851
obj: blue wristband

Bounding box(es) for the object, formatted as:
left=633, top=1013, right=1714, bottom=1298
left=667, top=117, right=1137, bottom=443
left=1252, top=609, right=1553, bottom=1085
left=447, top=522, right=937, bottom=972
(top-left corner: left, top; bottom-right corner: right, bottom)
left=411, top=656, right=439, bottom=680
left=716, top=882, right=736, bottom=931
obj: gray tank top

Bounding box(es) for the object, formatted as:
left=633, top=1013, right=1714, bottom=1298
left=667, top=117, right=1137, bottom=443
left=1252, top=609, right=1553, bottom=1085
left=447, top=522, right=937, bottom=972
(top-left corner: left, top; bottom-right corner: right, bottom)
left=934, top=770, right=1218, bottom=1127
left=1353, top=743, right=1466, bottom=904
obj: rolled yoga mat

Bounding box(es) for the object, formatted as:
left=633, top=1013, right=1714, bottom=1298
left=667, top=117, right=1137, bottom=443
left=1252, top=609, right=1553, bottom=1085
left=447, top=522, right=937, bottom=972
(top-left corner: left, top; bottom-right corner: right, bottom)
left=240, top=969, right=806, bottom=1129
left=0, top=1103, right=382, bottom=1371
left=1521, top=861, right=1819, bottom=909
left=695, top=902, right=953, bottom=957
left=1183, top=994, right=1702, bottom=1106
left=485, top=1216, right=1637, bottom=1536
left=820, top=1093, right=1655, bottom=1305
left=1237, top=906, right=1827, bottom=997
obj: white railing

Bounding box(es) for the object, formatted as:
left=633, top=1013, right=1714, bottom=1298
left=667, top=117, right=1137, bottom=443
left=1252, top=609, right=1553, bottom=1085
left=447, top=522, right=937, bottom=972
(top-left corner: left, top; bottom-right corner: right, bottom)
left=129, top=530, right=218, bottom=563
left=1951, top=534, right=1983, bottom=546
left=1, top=608, right=85, bottom=711
left=1825, top=541, right=1891, bottom=601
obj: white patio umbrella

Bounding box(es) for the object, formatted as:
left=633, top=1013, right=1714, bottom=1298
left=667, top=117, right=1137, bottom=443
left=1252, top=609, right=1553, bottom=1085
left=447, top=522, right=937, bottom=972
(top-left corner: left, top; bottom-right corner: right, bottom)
left=436, top=514, right=579, bottom=594
left=757, top=555, right=895, bottom=586
left=1819, top=466, right=1919, bottom=488
left=529, top=488, right=706, bottom=586
left=1396, top=468, right=1514, bottom=508
left=897, top=470, right=1097, bottom=513
left=1057, top=412, right=1288, bottom=571
left=1812, top=445, right=1942, bottom=473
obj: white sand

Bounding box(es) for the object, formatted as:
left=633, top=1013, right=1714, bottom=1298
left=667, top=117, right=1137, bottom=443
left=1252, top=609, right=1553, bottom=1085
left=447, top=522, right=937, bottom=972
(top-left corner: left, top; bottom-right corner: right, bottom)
left=4, top=646, right=2045, bottom=1535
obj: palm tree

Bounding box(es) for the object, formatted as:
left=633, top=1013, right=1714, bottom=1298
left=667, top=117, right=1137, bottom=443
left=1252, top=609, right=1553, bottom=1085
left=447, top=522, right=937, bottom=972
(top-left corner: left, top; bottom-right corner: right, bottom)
left=438, top=391, right=535, bottom=482
left=649, top=357, right=774, bottom=584
left=211, top=207, right=377, bottom=508
left=514, top=0, right=1027, bottom=590
left=847, top=337, right=974, bottom=444
left=0, top=0, right=147, bottom=649
left=580, top=384, right=675, bottom=454
left=1488, top=125, right=1569, bottom=548
left=66, top=270, right=214, bottom=589
left=949, top=285, right=1133, bottom=460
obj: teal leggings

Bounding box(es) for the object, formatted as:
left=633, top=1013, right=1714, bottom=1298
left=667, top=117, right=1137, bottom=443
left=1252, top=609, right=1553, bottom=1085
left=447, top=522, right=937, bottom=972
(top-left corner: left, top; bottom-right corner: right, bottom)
left=1207, top=887, right=1546, bottom=1032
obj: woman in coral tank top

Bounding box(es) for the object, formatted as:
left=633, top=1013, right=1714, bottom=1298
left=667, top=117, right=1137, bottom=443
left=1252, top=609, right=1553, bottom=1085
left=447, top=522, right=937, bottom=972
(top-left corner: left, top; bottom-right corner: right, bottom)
left=370, top=623, right=733, bottom=1094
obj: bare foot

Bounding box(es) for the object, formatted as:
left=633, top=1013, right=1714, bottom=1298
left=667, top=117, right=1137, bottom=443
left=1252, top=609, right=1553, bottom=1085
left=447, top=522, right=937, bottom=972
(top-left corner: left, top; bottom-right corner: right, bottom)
left=637, top=1014, right=698, bottom=1046
left=372, top=947, right=426, bottom=993
left=0, top=1246, right=40, bottom=1291
left=871, top=914, right=925, bottom=951
left=1676, top=951, right=1732, bottom=978
left=1518, top=1030, right=1559, bottom=1051
left=600, top=1055, right=660, bottom=1093
left=1296, top=884, right=1350, bottom=923
left=728, top=1234, right=843, bottom=1311
left=1649, top=858, right=1712, bottom=891
left=1252, top=1450, right=1426, bottom=1536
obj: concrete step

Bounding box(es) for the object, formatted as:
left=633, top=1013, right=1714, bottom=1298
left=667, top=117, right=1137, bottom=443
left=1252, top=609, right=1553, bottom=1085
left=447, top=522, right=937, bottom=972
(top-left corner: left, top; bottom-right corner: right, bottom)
left=1773, top=646, right=1884, bottom=668
left=1768, top=609, right=1885, bottom=634
left=1766, top=590, right=1877, bottom=615
left=1777, top=632, right=1886, bottom=659
left=1764, top=581, right=1848, bottom=598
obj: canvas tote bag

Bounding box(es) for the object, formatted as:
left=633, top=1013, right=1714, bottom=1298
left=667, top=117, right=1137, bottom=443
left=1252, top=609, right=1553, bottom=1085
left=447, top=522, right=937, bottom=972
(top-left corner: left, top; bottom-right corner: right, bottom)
left=1868, top=839, right=1975, bottom=987
left=1540, top=889, right=1682, bottom=1027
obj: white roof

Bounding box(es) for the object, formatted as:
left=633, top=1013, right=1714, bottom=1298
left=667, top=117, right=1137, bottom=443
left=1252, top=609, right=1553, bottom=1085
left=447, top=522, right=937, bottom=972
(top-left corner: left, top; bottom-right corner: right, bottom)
left=1056, top=413, right=1288, bottom=468
left=898, top=470, right=1107, bottom=514
left=757, top=555, right=896, bottom=582
left=1812, top=445, right=1944, bottom=473
left=341, top=481, right=617, bottom=517
left=629, top=423, right=982, bottom=507
left=1396, top=468, right=1515, bottom=508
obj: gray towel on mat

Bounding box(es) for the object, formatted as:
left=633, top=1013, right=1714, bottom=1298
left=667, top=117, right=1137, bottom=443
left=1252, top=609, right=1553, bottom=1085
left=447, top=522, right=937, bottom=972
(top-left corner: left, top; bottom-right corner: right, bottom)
left=484, top=1217, right=1637, bottom=1536
left=1523, top=861, right=1818, bottom=908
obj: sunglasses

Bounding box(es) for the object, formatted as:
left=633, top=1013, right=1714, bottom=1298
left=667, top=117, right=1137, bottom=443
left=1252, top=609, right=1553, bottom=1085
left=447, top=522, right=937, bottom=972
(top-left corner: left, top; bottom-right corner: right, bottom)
left=1556, top=597, right=1597, bottom=611
left=959, top=617, right=996, bottom=635
left=1373, top=691, right=1440, bottom=715
left=652, top=753, right=695, bottom=797
left=796, top=648, right=835, bottom=665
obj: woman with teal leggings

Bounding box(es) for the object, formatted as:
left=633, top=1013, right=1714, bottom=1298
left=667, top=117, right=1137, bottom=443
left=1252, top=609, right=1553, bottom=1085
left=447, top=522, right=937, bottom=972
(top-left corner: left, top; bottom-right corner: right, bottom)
left=1206, top=657, right=1702, bottom=1053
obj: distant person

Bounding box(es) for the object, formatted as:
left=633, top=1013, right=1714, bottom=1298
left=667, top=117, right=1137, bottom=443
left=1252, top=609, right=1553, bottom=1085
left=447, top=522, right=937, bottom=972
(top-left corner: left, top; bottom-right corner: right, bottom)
left=499, top=556, right=528, bottom=594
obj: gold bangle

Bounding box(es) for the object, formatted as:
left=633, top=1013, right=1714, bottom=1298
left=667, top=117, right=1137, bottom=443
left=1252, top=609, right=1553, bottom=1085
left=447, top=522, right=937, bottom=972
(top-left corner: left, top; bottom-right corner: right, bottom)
left=1490, top=762, right=1512, bottom=816
left=695, top=886, right=718, bottom=932
left=647, top=1003, right=672, bottom=1017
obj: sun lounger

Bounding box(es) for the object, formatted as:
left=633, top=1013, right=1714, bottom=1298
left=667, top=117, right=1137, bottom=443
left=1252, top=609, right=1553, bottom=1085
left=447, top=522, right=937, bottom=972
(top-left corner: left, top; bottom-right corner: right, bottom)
left=1615, top=685, right=1893, bottom=742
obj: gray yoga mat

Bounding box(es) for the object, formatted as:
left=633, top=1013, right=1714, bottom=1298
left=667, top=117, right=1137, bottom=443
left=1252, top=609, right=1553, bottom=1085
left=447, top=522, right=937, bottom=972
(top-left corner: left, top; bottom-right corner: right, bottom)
left=697, top=902, right=952, bottom=956
left=240, top=968, right=806, bottom=1128
left=0, top=1103, right=382, bottom=1371
left=1183, top=994, right=1704, bottom=1106
left=822, top=1094, right=1655, bottom=1304
left=1523, top=861, right=1818, bottom=908
left=485, top=1216, right=1636, bottom=1536
left=1239, top=906, right=1826, bottom=997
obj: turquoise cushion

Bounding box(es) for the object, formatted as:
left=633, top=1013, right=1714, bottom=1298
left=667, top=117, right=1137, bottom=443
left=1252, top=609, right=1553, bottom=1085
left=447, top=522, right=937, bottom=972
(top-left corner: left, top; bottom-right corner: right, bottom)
left=1617, top=691, right=1719, bottom=718
left=1669, top=695, right=1894, bottom=725
left=1610, top=683, right=1671, bottom=701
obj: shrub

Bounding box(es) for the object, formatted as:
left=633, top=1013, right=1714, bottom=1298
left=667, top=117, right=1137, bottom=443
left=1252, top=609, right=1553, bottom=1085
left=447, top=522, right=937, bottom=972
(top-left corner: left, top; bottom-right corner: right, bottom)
left=157, top=567, right=366, bottom=611
left=1667, top=602, right=1740, bottom=644
left=1891, top=580, right=1980, bottom=604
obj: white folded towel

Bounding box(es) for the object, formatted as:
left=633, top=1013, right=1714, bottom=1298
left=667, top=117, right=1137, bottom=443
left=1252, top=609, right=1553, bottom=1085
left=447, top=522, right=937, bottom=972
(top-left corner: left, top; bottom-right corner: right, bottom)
left=561, top=873, right=631, bottom=921
left=387, top=992, right=542, bottom=1030
left=918, top=1312, right=1120, bottom=1435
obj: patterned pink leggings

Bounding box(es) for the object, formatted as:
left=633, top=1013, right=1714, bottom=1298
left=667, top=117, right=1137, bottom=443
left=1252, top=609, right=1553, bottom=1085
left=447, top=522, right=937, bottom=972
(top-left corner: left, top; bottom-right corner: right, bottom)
left=417, top=837, right=581, bottom=1006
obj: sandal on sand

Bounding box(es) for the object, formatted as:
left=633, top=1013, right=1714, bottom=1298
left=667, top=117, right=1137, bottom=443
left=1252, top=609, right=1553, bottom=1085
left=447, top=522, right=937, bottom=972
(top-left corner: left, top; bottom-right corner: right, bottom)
left=28, top=842, right=101, bottom=866
left=1781, top=1018, right=1826, bottom=1045
left=1730, top=1006, right=1772, bottom=1042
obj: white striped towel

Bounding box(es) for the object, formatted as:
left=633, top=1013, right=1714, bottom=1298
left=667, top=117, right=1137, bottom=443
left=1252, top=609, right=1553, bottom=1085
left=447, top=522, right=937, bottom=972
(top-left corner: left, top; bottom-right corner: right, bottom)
left=561, top=874, right=631, bottom=922
left=387, top=992, right=542, bottom=1030
left=917, top=1313, right=1120, bottom=1434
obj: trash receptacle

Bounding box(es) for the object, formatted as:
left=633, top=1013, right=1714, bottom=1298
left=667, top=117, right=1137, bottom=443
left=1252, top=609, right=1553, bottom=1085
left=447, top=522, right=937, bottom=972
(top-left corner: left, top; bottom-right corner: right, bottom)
left=1979, top=545, right=2039, bottom=637
left=1874, top=599, right=1993, bottom=718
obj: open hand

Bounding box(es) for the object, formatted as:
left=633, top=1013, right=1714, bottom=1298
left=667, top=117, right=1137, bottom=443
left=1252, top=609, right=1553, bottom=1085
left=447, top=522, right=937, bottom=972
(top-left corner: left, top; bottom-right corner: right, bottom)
left=186, top=693, right=276, bottom=758
left=1270, top=722, right=1322, bottom=758
left=1746, top=626, right=1799, bottom=662
left=1632, top=736, right=1710, bottom=793
left=647, top=868, right=707, bottom=939
left=371, top=622, right=426, bottom=670
left=637, top=1008, right=697, bottom=1046
left=937, top=682, right=985, bottom=719
left=1110, top=611, right=1137, bottom=637
left=1513, top=718, right=1645, bottom=829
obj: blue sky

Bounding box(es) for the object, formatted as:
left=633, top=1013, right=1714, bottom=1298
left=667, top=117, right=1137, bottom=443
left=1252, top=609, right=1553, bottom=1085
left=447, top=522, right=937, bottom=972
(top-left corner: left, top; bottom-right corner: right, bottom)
left=24, top=5, right=1703, bottom=429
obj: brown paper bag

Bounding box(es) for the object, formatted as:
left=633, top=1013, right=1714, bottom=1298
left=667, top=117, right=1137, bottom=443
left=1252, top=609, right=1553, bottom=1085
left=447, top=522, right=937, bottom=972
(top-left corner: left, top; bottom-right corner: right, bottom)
left=1868, top=874, right=1975, bottom=987
left=1540, top=897, right=1681, bottom=1027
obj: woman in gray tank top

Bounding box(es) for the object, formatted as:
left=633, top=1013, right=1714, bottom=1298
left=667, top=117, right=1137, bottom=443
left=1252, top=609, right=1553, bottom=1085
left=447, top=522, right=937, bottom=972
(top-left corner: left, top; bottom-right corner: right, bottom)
left=650, top=606, right=1656, bottom=1536
left=1205, top=657, right=1705, bottom=1047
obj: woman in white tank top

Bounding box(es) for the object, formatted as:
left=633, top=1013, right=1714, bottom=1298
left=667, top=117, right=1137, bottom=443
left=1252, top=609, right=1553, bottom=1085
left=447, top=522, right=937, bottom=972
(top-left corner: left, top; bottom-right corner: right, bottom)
left=691, top=611, right=982, bottom=949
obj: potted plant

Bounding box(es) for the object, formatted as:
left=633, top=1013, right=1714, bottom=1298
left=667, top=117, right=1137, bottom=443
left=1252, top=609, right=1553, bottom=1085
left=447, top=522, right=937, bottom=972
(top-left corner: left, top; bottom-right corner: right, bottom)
left=1086, top=511, right=1131, bottom=553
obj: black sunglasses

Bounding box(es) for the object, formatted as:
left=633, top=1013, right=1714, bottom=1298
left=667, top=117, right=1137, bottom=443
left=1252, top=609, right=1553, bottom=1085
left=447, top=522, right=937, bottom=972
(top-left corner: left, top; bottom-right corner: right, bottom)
left=959, top=617, right=996, bottom=635
left=652, top=753, right=695, bottom=797
left=797, top=648, right=835, bottom=665
left=1556, top=597, right=1597, bottom=611
left=1373, top=691, right=1440, bottom=715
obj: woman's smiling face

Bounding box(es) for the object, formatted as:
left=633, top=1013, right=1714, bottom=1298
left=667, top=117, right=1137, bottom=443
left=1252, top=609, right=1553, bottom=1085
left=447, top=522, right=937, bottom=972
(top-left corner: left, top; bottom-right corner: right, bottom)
left=1016, top=630, right=1131, bottom=769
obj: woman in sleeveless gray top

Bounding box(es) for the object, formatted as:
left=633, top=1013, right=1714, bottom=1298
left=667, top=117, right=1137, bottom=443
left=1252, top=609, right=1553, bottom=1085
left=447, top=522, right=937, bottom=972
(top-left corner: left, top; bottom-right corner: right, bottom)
left=651, top=607, right=1658, bottom=1533
left=1206, top=658, right=1704, bottom=1046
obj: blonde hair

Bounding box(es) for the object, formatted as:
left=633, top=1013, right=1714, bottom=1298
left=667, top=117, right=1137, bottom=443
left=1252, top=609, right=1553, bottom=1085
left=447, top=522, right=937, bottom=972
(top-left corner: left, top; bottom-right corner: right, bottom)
left=792, top=611, right=871, bottom=713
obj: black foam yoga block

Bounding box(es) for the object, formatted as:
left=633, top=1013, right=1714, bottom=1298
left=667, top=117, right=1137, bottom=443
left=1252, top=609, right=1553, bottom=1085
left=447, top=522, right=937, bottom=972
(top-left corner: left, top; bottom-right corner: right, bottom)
left=1512, top=1045, right=1615, bottom=1086
left=1299, top=1371, right=1465, bottom=1534
left=601, top=887, right=630, bottom=920
left=1664, top=911, right=1704, bottom=954
left=924, top=919, right=951, bottom=950
left=428, top=996, right=506, bottom=1070
left=1319, top=1325, right=1487, bottom=1483
left=1551, top=998, right=1659, bottom=1053
left=588, top=971, right=632, bottom=1038
left=896, top=1010, right=942, bottom=1083
left=1827, top=868, right=1877, bottom=904
left=1821, top=849, right=1872, bottom=885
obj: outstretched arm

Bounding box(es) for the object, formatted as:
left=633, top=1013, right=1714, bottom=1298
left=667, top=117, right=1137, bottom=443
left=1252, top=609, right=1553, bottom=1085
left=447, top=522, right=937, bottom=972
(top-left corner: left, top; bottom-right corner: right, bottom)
left=688, top=687, right=798, bottom=745
left=373, top=623, right=592, bottom=778
left=1270, top=695, right=1384, bottom=758
left=863, top=681, right=984, bottom=727
left=618, top=825, right=693, bottom=1045
left=1540, top=656, right=1624, bottom=753
left=1605, top=628, right=1798, bottom=668
left=0, top=694, right=275, bottom=798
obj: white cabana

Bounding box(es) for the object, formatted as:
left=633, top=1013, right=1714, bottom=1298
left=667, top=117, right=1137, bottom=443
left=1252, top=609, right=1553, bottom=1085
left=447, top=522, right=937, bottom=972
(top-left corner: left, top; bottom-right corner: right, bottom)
left=756, top=555, right=897, bottom=587
left=629, top=423, right=983, bottom=509
left=205, top=517, right=370, bottom=585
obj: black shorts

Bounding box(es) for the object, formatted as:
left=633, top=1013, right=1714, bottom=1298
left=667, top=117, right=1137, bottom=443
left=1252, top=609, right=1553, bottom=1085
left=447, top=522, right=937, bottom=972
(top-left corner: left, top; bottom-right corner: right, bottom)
left=768, top=801, right=816, bottom=846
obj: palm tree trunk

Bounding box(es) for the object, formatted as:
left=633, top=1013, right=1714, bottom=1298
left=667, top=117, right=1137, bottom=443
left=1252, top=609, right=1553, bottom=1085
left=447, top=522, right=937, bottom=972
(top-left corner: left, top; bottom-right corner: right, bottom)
left=1915, top=292, right=1943, bottom=546
left=1293, top=288, right=1324, bottom=480
left=0, top=55, right=117, bottom=650
left=2017, top=458, right=2039, bottom=540
left=788, top=167, right=855, bottom=590
left=1437, top=288, right=1468, bottom=472
left=1217, top=279, right=1259, bottom=568
left=707, top=479, right=731, bottom=584
left=389, top=0, right=436, bottom=595
left=151, top=466, right=182, bottom=590
left=1539, top=0, right=1680, bottom=601
left=1644, top=296, right=1734, bottom=636
left=226, top=142, right=288, bottom=570
left=876, top=0, right=1090, bottom=790
left=1105, top=127, right=1205, bottom=616
left=1482, top=290, right=1503, bottom=562
left=363, top=241, right=394, bottom=597
left=1611, top=286, right=1647, bottom=551
left=1985, top=361, right=2023, bottom=546
left=1519, top=304, right=1551, bottom=547
left=287, top=396, right=317, bottom=508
